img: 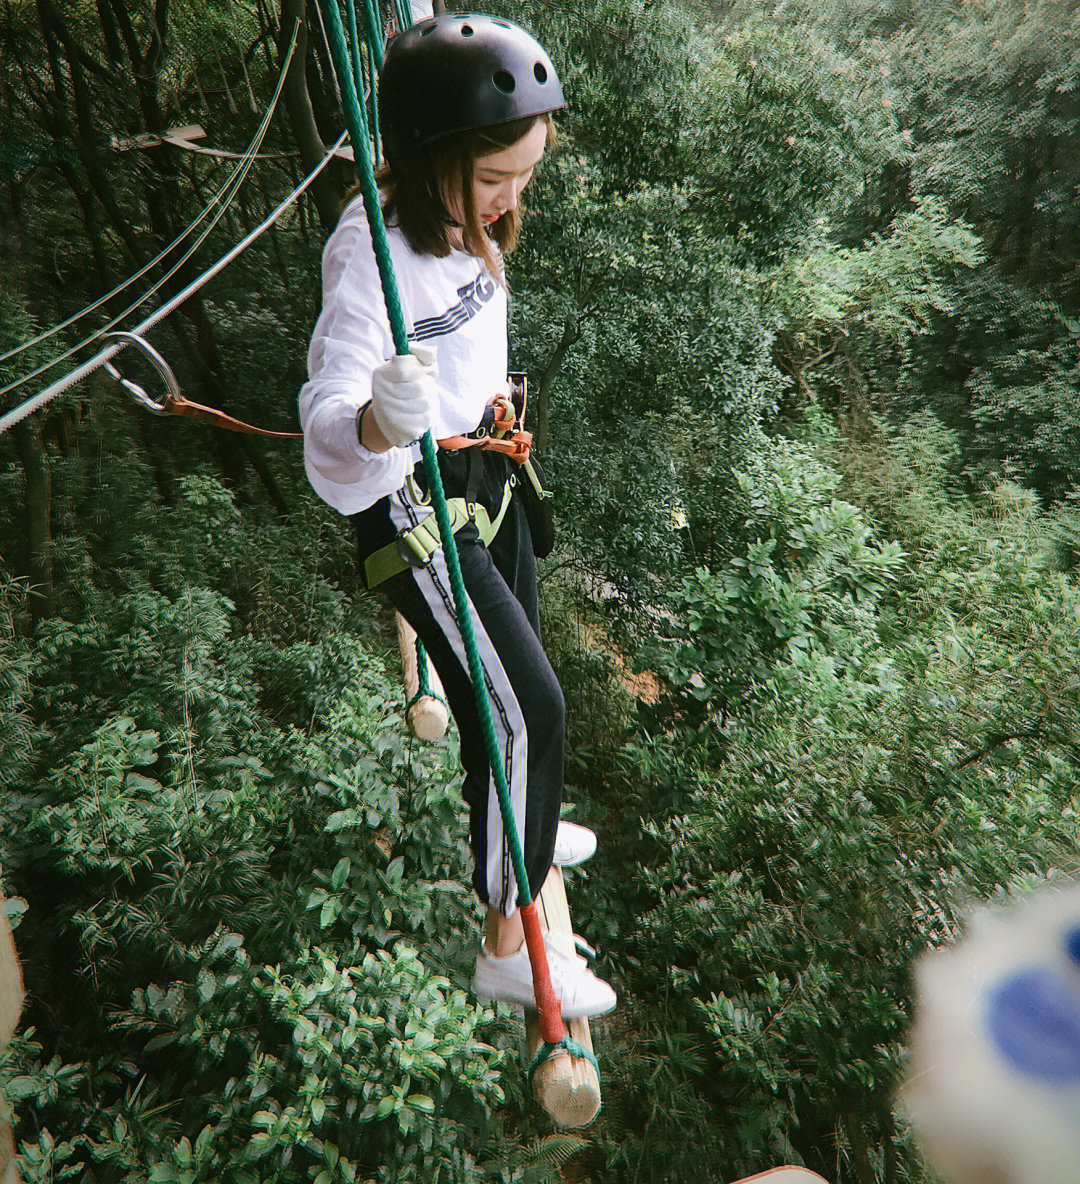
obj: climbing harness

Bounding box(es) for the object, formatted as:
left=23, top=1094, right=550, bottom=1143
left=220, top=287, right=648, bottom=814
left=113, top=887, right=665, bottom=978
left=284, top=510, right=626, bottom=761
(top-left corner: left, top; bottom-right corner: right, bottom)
left=364, top=377, right=552, bottom=585
left=101, top=332, right=302, bottom=439
left=363, top=473, right=515, bottom=587
left=438, top=395, right=530, bottom=460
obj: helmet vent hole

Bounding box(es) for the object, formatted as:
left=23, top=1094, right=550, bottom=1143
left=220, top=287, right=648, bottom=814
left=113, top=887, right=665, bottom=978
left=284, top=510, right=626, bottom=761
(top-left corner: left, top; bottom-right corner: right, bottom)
left=419, top=24, right=435, bottom=35
left=492, top=18, right=511, bottom=27
left=461, top=23, right=473, bottom=35
left=493, top=69, right=516, bottom=93
left=533, top=62, right=548, bottom=84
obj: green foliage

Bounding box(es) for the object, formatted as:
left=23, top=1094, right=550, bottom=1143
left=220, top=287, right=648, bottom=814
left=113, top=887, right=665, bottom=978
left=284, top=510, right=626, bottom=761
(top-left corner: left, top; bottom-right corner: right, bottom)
left=770, top=0, right=1080, bottom=494
left=771, top=196, right=983, bottom=405
left=591, top=421, right=1080, bottom=1182
left=696, top=15, right=902, bottom=264
left=1, top=475, right=563, bottom=1183
left=649, top=436, right=903, bottom=731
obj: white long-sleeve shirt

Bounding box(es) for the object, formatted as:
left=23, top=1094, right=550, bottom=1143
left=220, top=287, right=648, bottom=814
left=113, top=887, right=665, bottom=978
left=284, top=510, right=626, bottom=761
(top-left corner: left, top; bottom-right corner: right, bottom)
left=299, top=195, right=508, bottom=515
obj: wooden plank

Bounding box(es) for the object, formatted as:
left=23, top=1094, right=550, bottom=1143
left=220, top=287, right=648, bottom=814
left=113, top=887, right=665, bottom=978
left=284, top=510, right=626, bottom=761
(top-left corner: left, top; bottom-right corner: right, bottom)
left=524, top=865, right=602, bottom=1128
left=0, top=909, right=21, bottom=1049
left=395, top=612, right=449, bottom=741
left=110, top=124, right=206, bottom=153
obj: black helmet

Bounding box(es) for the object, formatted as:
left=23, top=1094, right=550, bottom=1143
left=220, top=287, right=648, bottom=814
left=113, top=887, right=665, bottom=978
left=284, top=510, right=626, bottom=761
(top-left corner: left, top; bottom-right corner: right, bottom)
left=379, top=13, right=564, bottom=164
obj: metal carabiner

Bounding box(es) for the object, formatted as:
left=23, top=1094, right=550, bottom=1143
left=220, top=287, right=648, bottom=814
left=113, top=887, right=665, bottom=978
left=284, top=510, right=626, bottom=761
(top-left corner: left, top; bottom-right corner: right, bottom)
left=101, top=331, right=181, bottom=417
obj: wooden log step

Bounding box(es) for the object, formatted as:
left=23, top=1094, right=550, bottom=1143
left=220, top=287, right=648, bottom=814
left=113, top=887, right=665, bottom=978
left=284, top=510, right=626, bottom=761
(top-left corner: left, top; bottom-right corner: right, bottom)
left=524, top=864, right=602, bottom=1129
left=0, top=878, right=24, bottom=1184
left=395, top=612, right=449, bottom=741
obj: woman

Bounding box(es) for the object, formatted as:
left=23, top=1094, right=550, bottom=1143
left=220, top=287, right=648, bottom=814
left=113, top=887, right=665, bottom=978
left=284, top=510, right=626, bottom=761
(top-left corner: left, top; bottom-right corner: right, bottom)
left=299, top=14, right=615, bottom=1019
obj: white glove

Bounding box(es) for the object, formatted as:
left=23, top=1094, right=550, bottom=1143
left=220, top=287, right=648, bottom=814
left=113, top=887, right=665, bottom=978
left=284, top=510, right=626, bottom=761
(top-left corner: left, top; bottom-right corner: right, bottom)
left=367, top=345, right=438, bottom=449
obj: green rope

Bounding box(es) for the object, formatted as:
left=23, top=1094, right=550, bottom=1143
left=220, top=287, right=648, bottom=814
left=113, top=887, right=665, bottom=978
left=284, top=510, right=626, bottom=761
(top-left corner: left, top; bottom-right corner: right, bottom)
left=318, top=0, right=537, bottom=910
left=528, top=1036, right=600, bottom=1080
left=366, top=39, right=382, bottom=164
left=359, top=0, right=385, bottom=62
left=406, top=687, right=449, bottom=715
left=345, top=0, right=367, bottom=98
left=392, top=0, right=412, bottom=34
left=358, top=0, right=385, bottom=163
left=407, top=640, right=448, bottom=714
left=415, top=637, right=434, bottom=698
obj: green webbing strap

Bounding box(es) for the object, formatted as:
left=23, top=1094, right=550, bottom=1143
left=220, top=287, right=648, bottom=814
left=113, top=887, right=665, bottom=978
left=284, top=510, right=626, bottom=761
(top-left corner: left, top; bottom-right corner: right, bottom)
left=320, top=0, right=538, bottom=912
left=528, top=1036, right=600, bottom=1080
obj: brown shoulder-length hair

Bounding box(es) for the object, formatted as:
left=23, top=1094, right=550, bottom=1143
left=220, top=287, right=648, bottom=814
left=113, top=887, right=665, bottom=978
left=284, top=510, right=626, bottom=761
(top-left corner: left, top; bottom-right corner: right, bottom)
left=342, top=114, right=554, bottom=285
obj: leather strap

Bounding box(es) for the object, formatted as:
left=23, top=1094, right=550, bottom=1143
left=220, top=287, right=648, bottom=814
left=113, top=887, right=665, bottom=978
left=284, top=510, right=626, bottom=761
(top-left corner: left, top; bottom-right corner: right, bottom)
left=103, top=331, right=302, bottom=439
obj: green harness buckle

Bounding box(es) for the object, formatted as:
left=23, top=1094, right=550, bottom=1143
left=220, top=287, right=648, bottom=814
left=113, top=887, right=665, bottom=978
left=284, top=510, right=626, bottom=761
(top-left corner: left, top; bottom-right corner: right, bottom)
left=364, top=482, right=513, bottom=589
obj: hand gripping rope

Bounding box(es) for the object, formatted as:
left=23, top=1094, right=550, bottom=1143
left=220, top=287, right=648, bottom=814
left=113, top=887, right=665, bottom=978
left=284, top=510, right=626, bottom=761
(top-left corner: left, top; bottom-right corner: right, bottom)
left=316, top=0, right=572, bottom=1055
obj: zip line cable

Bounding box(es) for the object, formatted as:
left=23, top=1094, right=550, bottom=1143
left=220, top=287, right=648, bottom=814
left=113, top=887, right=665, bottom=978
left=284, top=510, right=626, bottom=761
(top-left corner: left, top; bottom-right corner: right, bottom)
left=158, top=136, right=299, bottom=160
left=0, top=28, right=298, bottom=404
left=0, top=127, right=345, bottom=436
left=0, top=105, right=293, bottom=369
left=0, top=122, right=262, bottom=400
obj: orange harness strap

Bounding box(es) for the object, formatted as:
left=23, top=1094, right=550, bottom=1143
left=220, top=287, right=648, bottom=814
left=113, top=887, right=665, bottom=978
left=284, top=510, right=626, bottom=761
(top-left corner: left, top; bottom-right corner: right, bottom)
left=437, top=394, right=533, bottom=464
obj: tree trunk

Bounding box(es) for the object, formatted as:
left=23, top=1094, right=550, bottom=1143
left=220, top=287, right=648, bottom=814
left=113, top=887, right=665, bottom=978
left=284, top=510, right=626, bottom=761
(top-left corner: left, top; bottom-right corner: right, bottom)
left=534, top=316, right=582, bottom=453
left=843, top=1112, right=876, bottom=1184
left=279, top=0, right=343, bottom=230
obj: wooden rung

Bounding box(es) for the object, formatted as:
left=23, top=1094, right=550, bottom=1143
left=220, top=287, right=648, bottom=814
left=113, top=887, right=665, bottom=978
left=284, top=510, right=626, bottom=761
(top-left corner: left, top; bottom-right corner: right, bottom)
left=395, top=612, right=449, bottom=741
left=524, top=865, right=602, bottom=1129
left=0, top=896, right=22, bottom=1056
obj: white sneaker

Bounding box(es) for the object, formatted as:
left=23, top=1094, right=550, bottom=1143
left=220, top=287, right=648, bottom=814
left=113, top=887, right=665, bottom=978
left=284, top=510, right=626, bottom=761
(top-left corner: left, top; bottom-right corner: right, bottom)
left=552, top=820, right=597, bottom=867
left=472, top=931, right=617, bottom=1019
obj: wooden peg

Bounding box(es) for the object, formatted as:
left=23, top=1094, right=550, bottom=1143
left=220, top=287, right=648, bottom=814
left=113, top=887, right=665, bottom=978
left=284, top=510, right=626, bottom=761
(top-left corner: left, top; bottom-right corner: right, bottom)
left=0, top=878, right=24, bottom=1184
left=524, top=865, right=602, bottom=1128
left=395, top=612, right=449, bottom=741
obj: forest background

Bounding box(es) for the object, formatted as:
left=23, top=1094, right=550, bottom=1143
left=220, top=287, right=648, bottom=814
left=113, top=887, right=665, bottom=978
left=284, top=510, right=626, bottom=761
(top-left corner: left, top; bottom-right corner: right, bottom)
left=2, top=0, right=1080, bottom=1181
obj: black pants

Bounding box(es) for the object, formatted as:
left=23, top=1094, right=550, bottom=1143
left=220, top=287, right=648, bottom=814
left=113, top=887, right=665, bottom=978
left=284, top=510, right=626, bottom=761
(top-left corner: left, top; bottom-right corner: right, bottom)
left=353, top=448, right=564, bottom=915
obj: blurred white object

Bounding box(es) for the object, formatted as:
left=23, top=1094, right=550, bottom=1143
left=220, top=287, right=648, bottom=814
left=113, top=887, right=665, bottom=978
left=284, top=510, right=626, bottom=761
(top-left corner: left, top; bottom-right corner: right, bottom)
left=904, top=880, right=1080, bottom=1184
left=727, top=1171, right=829, bottom=1183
